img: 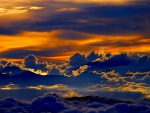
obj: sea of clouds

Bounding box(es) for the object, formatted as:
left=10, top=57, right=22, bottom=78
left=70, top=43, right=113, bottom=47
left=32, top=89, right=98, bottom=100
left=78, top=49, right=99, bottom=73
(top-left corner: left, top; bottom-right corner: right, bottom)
left=0, top=93, right=150, bottom=113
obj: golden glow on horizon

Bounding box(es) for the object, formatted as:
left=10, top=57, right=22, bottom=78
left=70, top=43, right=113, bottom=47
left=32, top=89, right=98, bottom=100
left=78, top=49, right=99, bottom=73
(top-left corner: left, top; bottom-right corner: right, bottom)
left=0, top=30, right=150, bottom=62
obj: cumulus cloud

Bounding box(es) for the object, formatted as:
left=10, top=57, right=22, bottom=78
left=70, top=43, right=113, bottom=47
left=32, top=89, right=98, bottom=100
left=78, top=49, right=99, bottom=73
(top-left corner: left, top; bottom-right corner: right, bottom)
left=0, top=59, right=24, bottom=75
left=1, top=52, right=150, bottom=102
left=87, top=52, right=150, bottom=74
left=23, top=54, right=38, bottom=69
left=22, top=54, right=72, bottom=75
left=87, top=50, right=99, bottom=62
left=0, top=59, right=9, bottom=66
left=22, top=54, right=51, bottom=75
left=69, top=53, right=88, bottom=67
left=0, top=93, right=149, bottom=113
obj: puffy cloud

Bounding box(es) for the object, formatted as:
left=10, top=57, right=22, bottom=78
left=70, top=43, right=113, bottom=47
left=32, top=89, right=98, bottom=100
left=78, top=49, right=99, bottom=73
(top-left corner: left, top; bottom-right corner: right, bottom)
left=22, top=54, right=53, bottom=75
left=0, top=59, right=24, bottom=75
left=22, top=54, right=67, bottom=75
left=87, top=50, right=99, bottom=62
left=31, top=94, right=67, bottom=113
left=48, top=64, right=62, bottom=75
left=98, top=103, right=149, bottom=113
left=23, top=54, right=38, bottom=69
left=69, top=53, right=88, bottom=67
left=87, top=53, right=150, bottom=74
left=1, top=51, right=150, bottom=102
left=0, top=93, right=150, bottom=113
left=0, top=59, right=9, bottom=66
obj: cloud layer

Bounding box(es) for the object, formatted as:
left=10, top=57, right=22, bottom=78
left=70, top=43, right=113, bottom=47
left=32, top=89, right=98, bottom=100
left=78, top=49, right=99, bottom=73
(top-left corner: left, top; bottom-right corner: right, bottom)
left=0, top=93, right=150, bottom=113
left=0, top=51, right=150, bottom=101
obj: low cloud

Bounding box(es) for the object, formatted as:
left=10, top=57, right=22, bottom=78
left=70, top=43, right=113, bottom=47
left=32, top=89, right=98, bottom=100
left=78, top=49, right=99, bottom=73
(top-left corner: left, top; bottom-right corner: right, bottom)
left=0, top=51, right=150, bottom=101
left=0, top=93, right=149, bottom=113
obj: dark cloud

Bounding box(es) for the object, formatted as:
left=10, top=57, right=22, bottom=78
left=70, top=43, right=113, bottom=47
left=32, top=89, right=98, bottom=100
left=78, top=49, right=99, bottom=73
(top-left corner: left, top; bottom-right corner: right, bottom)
left=88, top=40, right=150, bottom=48
left=55, top=30, right=89, bottom=40
left=22, top=54, right=66, bottom=75
left=24, top=54, right=38, bottom=69
left=0, top=1, right=150, bottom=61
left=28, top=3, right=150, bottom=36
left=87, top=50, right=99, bottom=62
left=1, top=50, right=150, bottom=76
left=0, top=48, right=65, bottom=59
left=0, top=94, right=150, bottom=113
left=0, top=59, right=24, bottom=75
left=0, top=2, right=150, bottom=37
left=0, top=59, right=9, bottom=66
left=86, top=53, right=150, bottom=73
left=23, top=54, right=56, bottom=74
left=0, top=27, right=20, bottom=35
left=69, top=53, right=88, bottom=66
left=0, top=52, right=150, bottom=101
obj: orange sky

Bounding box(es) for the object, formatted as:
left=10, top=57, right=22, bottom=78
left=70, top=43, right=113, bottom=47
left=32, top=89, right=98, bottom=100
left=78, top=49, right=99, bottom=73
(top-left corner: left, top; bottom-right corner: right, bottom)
left=0, top=0, right=150, bottom=62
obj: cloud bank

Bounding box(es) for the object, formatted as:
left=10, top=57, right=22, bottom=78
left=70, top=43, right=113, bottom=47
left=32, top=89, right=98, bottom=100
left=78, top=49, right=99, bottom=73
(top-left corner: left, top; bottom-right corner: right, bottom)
left=0, top=93, right=150, bottom=113
left=0, top=51, right=150, bottom=101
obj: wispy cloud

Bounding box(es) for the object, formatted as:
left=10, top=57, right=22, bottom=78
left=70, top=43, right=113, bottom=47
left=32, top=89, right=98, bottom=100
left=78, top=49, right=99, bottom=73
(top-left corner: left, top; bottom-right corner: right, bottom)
left=56, top=7, right=79, bottom=12
left=0, top=6, right=44, bottom=16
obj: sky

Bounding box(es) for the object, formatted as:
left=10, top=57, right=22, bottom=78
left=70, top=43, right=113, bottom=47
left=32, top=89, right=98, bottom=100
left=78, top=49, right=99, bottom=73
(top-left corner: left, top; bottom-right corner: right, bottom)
left=0, top=0, right=150, bottom=62
left=0, top=1, right=150, bottom=112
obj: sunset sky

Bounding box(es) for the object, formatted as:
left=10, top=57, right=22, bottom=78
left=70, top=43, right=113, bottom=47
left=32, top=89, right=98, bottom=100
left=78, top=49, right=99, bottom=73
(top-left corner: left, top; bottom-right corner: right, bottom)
left=1, top=1, right=150, bottom=111
left=0, top=0, right=150, bottom=62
